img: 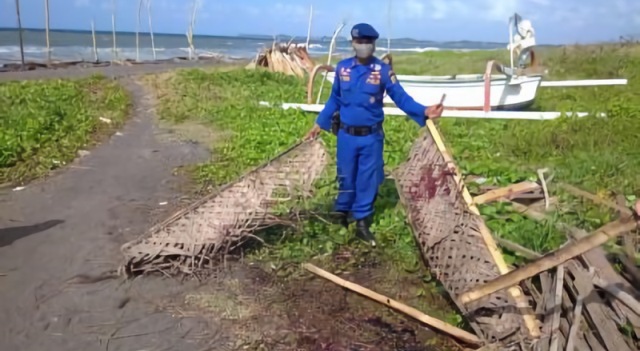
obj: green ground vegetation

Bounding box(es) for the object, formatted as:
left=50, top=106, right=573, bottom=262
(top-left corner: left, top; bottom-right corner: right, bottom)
left=146, top=44, right=640, bottom=330
left=0, top=75, right=129, bottom=184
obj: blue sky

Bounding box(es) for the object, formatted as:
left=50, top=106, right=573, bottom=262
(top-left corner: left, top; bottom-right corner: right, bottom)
left=2, top=0, right=640, bottom=44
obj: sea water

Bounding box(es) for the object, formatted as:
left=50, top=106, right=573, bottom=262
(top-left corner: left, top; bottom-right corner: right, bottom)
left=0, top=28, right=508, bottom=65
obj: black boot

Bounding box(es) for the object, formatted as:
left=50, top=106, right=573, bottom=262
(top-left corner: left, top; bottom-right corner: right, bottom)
left=329, top=211, right=349, bottom=229
left=355, top=216, right=376, bottom=247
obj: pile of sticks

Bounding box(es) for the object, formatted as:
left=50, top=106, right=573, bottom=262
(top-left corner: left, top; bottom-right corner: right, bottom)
left=252, top=43, right=316, bottom=78
left=460, top=180, right=640, bottom=351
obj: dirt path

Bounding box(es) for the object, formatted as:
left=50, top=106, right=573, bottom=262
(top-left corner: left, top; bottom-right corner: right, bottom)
left=0, top=78, right=214, bottom=351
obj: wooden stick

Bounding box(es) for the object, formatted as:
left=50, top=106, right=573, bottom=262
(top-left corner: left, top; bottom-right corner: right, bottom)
left=187, top=0, right=198, bottom=60
left=560, top=183, right=632, bottom=217
left=593, top=276, right=640, bottom=315
left=44, top=0, right=50, bottom=64
left=565, top=295, right=584, bottom=351
left=302, top=263, right=481, bottom=345
left=91, top=20, right=98, bottom=62
left=316, top=23, right=344, bottom=104
left=459, top=218, right=639, bottom=304
left=15, top=0, right=26, bottom=69
left=549, top=265, right=564, bottom=351
left=136, top=0, right=144, bottom=62
left=305, top=4, right=313, bottom=49
left=473, top=181, right=541, bottom=205
left=425, top=120, right=540, bottom=338
left=111, top=0, right=117, bottom=62
left=494, top=236, right=542, bottom=261
left=147, top=0, right=156, bottom=60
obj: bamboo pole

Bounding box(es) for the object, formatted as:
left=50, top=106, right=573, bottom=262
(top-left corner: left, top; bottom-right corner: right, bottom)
left=111, top=0, right=117, bottom=62
left=147, top=0, right=156, bottom=60
left=305, top=4, right=312, bottom=49
left=548, top=265, right=564, bottom=351
left=425, top=119, right=540, bottom=338
left=316, top=23, right=345, bottom=104
left=387, top=0, right=392, bottom=53
left=303, top=263, right=482, bottom=346
left=45, top=0, right=50, bottom=64
left=565, top=295, right=584, bottom=351
left=91, top=20, right=98, bottom=62
left=473, top=181, right=540, bottom=205
left=15, top=0, right=26, bottom=69
left=187, top=0, right=198, bottom=60
left=136, top=0, right=144, bottom=62
left=459, top=217, right=639, bottom=304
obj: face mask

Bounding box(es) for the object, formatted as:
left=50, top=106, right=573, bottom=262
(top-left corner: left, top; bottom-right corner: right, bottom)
left=353, top=42, right=375, bottom=59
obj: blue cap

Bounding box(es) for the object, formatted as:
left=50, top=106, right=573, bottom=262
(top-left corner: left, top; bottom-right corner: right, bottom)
left=351, top=23, right=379, bottom=40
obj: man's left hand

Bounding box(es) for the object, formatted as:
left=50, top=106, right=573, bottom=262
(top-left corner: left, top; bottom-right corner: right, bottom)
left=425, top=104, right=444, bottom=119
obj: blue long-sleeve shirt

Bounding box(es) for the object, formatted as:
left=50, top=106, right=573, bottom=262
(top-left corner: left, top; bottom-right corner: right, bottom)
left=316, top=57, right=428, bottom=131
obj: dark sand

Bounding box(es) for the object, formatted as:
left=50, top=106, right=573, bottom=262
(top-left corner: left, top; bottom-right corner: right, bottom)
left=0, top=77, right=214, bottom=351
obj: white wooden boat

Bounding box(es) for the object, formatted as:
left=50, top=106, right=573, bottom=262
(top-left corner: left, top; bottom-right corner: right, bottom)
left=325, top=71, right=542, bottom=110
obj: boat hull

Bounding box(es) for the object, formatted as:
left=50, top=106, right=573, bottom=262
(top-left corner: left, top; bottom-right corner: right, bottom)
left=325, top=73, right=542, bottom=110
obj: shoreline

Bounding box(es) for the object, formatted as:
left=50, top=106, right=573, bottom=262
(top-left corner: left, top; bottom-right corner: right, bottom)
left=0, top=56, right=250, bottom=82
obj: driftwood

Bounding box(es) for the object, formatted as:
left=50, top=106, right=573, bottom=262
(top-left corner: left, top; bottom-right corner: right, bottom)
left=252, top=43, right=315, bottom=78
left=459, top=217, right=639, bottom=304
left=395, top=124, right=539, bottom=347
left=303, top=263, right=482, bottom=346
left=120, top=141, right=327, bottom=275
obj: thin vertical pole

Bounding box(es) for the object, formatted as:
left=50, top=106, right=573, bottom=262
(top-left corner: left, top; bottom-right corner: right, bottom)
left=111, top=0, right=117, bottom=62
left=45, top=0, right=51, bottom=64
left=136, top=0, right=144, bottom=62
left=147, top=0, right=156, bottom=60
left=15, top=0, right=26, bottom=69
left=91, top=19, right=98, bottom=62
left=305, top=4, right=313, bottom=49
left=387, top=0, right=392, bottom=53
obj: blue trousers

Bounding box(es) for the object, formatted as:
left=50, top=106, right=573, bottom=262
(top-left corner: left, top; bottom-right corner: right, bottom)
left=335, top=129, right=385, bottom=220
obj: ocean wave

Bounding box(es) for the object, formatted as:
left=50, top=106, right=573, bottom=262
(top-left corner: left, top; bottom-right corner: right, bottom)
left=389, top=47, right=441, bottom=53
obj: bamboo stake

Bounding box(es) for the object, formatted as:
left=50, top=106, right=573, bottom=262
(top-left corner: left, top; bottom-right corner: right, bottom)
left=549, top=265, right=564, bottom=351
left=305, top=4, right=313, bottom=49
left=187, top=0, right=198, bottom=60
left=425, top=119, right=540, bottom=338
left=316, top=23, right=345, bottom=104
left=91, top=20, right=98, bottom=62
left=15, top=0, right=26, bottom=69
left=136, top=0, right=144, bottom=62
left=303, top=263, right=481, bottom=345
left=494, top=236, right=542, bottom=261
left=147, top=0, right=156, bottom=60
left=387, top=0, right=392, bottom=53
left=565, top=295, right=584, bottom=351
left=111, top=0, right=117, bottom=62
left=459, top=217, right=639, bottom=304
left=45, top=0, right=50, bottom=64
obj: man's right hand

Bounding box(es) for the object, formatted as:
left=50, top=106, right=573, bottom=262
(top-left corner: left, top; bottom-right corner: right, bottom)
left=425, top=104, right=445, bottom=120
left=305, top=124, right=322, bottom=141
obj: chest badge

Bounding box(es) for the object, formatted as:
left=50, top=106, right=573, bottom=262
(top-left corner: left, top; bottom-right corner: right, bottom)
left=370, top=96, right=375, bottom=104
left=366, top=72, right=381, bottom=85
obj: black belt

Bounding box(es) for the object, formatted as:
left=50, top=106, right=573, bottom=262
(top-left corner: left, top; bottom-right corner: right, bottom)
left=340, top=122, right=383, bottom=137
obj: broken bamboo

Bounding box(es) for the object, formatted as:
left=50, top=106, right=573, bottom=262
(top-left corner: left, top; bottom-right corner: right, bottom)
left=459, top=217, right=639, bottom=304
left=549, top=265, right=564, bottom=351
left=425, top=120, right=540, bottom=338
left=564, top=295, right=584, bottom=351
left=592, top=276, right=640, bottom=315
left=473, top=181, right=540, bottom=205
left=302, top=263, right=482, bottom=346
left=560, top=183, right=632, bottom=217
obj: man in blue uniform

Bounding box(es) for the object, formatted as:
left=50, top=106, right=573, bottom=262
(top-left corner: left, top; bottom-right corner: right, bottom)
left=306, top=23, right=444, bottom=247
